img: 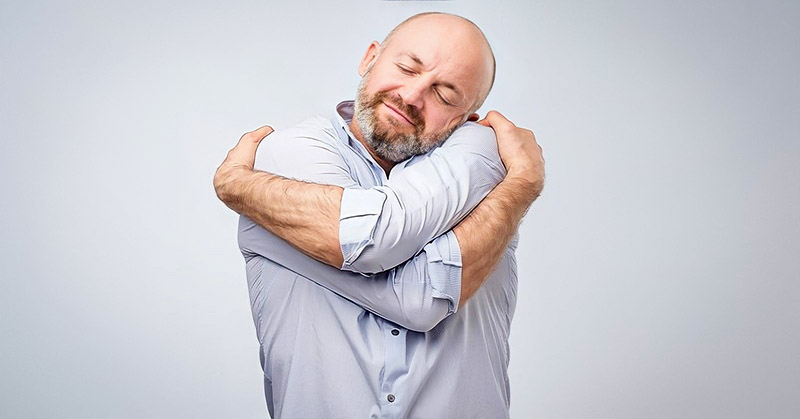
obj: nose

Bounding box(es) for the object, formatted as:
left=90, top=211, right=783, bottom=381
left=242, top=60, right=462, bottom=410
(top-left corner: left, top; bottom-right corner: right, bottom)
left=397, top=78, right=427, bottom=110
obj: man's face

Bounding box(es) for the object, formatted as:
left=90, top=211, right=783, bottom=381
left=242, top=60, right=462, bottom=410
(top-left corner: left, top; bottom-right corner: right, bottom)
left=353, top=17, right=492, bottom=162
left=354, top=68, right=462, bottom=162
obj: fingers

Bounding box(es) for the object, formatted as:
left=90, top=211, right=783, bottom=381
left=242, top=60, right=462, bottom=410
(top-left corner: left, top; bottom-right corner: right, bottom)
left=467, top=113, right=480, bottom=122
left=232, top=125, right=274, bottom=157
left=478, top=110, right=516, bottom=129
left=224, top=125, right=275, bottom=169
left=239, top=125, right=274, bottom=145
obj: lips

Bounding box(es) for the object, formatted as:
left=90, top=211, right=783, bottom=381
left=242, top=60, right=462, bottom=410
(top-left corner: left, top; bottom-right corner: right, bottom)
left=382, top=101, right=415, bottom=126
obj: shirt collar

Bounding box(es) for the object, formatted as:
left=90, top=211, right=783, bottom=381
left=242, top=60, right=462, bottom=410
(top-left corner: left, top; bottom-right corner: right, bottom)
left=332, top=101, right=356, bottom=145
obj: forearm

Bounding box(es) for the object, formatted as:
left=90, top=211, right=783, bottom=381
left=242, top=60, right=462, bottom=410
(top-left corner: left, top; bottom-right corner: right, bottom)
left=453, top=174, right=541, bottom=305
left=220, top=168, right=344, bottom=267
left=238, top=216, right=454, bottom=332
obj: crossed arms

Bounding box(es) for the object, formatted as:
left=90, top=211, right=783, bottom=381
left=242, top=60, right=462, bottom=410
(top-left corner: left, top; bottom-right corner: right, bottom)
left=214, top=112, right=545, bottom=331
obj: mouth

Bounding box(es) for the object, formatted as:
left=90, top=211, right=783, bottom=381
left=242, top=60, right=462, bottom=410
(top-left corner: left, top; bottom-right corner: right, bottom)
left=382, top=101, right=415, bottom=127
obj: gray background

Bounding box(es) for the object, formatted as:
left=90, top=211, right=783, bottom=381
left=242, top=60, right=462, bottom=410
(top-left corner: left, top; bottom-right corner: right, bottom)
left=1, top=0, right=798, bottom=418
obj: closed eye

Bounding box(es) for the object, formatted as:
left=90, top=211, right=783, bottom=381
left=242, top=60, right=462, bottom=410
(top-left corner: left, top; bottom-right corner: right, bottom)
left=396, top=64, right=415, bottom=75
left=435, top=89, right=453, bottom=106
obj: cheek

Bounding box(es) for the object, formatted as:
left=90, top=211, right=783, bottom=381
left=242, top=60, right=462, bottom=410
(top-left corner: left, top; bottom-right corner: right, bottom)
left=422, top=110, right=459, bottom=132
left=366, top=67, right=403, bottom=92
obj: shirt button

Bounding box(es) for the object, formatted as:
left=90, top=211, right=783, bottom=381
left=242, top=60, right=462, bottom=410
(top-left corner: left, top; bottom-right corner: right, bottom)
left=387, top=394, right=396, bottom=403
left=391, top=329, right=400, bottom=336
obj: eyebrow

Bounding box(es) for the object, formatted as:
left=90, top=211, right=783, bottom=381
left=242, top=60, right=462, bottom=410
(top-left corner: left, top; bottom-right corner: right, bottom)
left=401, top=51, right=425, bottom=67
left=399, top=51, right=463, bottom=98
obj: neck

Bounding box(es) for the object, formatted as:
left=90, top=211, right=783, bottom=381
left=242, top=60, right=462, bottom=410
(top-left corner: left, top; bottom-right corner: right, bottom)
left=348, top=118, right=396, bottom=175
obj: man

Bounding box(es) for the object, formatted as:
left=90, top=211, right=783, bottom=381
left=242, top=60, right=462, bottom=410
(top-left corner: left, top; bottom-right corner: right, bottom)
left=214, top=12, right=544, bottom=418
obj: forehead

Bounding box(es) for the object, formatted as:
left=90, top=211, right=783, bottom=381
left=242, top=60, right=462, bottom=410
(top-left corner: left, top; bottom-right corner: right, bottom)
left=382, top=18, right=491, bottom=97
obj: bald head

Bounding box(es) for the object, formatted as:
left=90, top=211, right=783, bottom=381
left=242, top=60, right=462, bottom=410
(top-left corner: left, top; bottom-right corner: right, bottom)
left=351, top=12, right=498, bottom=166
left=381, top=12, right=496, bottom=112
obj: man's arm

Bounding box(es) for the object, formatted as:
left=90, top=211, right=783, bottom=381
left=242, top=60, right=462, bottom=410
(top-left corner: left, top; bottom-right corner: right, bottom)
left=220, top=121, right=461, bottom=331
left=239, top=216, right=457, bottom=332
left=453, top=112, right=544, bottom=302
left=222, top=122, right=505, bottom=273
left=338, top=122, right=506, bottom=274
left=215, top=111, right=545, bottom=306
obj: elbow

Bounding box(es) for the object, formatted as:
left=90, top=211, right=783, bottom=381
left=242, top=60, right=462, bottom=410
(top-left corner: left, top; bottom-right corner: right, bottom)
left=404, top=320, right=440, bottom=334
left=340, top=235, right=414, bottom=274
left=342, top=253, right=388, bottom=275
left=340, top=240, right=398, bottom=274
left=396, top=300, right=451, bottom=333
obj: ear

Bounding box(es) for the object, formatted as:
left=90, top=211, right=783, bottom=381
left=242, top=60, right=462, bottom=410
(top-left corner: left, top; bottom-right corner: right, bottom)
left=358, top=41, right=382, bottom=77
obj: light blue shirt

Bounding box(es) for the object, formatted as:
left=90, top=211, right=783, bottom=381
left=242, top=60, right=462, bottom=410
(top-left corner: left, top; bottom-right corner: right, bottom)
left=238, top=101, right=519, bottom=418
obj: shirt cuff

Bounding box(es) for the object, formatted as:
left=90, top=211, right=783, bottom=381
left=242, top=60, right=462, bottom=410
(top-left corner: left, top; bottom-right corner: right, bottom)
left=339, top=187, right=387, bottom=271
left=423, top=230, right=463, bottom=314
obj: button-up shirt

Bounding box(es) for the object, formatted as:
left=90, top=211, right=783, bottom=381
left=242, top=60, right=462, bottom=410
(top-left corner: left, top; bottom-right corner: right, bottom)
left=238, top=101, right=519, bottom=418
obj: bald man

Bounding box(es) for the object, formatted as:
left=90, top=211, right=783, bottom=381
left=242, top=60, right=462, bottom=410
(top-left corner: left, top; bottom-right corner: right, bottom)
left=215, top=12, right=544, bottom=418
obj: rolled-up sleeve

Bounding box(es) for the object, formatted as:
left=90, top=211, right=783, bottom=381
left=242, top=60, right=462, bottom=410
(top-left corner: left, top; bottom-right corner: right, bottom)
left=339, top=188, right=386, bottom=267
left=420, top=230, right=462, bottom=314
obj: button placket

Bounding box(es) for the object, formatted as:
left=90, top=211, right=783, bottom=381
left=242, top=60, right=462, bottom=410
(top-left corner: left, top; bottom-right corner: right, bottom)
left=380, top=321, right=408, bottom=414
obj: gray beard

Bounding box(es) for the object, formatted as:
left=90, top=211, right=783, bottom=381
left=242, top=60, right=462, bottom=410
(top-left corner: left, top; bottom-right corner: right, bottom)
left=353, top=75, right=459, bottom=163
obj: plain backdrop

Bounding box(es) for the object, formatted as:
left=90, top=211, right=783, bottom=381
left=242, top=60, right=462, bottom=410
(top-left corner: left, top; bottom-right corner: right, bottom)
left=1, top=0, right=798, bottom=418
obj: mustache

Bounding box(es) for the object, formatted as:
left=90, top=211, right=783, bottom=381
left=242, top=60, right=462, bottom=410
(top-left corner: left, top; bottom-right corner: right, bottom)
left=367, top=92, right=424, bottom=130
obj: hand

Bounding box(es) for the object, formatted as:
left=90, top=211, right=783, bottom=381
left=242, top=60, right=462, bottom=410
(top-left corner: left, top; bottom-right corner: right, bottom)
left=213, top=125, right=274, bottom=206
left=477, top=111, right=545, bottom=196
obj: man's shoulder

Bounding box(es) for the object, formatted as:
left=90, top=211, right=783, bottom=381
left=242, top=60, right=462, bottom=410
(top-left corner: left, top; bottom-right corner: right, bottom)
left=258, top=116, right=346, bottom=156
left=450, top=121, right=497, bottom=141
left=400, top=121, right=505, bottom=179
left=444, top=122, right=497, bottom=148
left=434, top=122, right=501, bottom=164
left=270, top=116, right=339, bottom=144
left=254, top=115, right=348, bottom=172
